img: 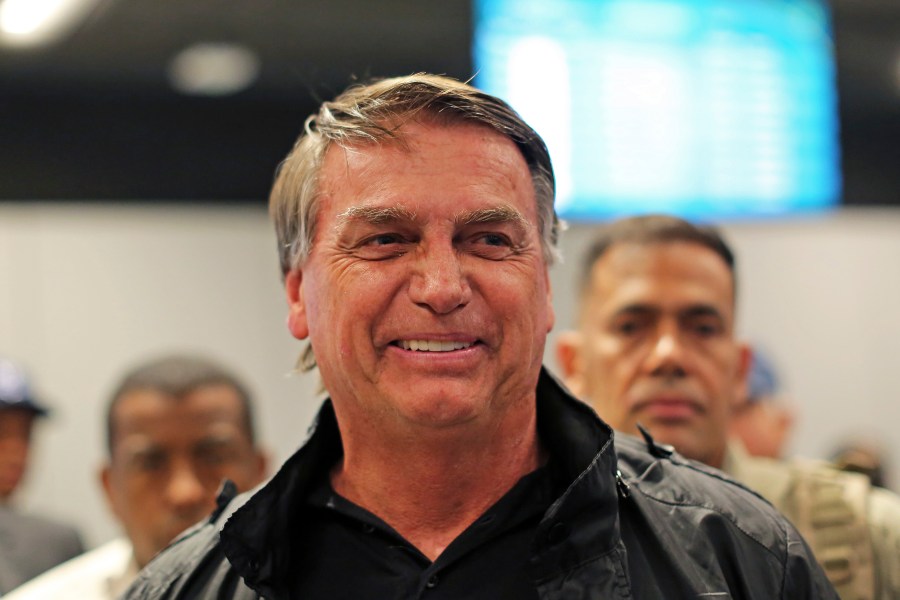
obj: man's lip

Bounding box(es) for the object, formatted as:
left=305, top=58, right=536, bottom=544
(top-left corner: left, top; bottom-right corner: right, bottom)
left=389, top=335, right=481, bottom=352
left=634, top=398, right=702, bottom=420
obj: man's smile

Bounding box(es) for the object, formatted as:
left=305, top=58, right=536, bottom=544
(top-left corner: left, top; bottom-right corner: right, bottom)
left=394, top=339, right=476, bottom=352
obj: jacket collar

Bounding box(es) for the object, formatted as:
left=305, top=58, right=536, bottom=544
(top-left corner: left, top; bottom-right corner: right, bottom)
left=220, top=367, right=621, bottom=594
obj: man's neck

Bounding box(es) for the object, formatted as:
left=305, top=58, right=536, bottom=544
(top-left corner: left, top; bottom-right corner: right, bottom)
left=330, top=408, right=544, bottom=561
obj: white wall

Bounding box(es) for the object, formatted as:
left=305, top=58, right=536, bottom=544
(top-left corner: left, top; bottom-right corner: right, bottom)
left=2, top=202, right=899, bottom=548
left=0, top=203, right=323, bottom=547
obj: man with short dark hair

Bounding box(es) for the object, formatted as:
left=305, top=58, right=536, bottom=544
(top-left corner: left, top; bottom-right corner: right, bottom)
left=5, top=354, right=267, bottom=599
left=0, top=357, right=84, bottom=594
left=557, top=213, right=900, bottom=599
left=126, top=75, right=837, bottom=599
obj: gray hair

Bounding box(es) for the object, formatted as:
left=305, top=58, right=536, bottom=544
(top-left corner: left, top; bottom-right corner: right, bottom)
left=269, top=73, right=560, bottom=276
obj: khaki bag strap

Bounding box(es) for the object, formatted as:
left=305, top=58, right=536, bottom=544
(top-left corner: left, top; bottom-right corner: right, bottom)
left=783, top=463, right=875, bottom=600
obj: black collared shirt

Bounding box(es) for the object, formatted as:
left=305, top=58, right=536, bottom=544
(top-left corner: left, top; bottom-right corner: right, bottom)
left=288, top=462, right=561, bottom=599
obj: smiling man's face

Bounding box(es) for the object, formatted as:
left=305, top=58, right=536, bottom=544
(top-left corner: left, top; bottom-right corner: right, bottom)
left=284, top=119, right=554, bottom=435
left=560, top=241, right=748, bottom=468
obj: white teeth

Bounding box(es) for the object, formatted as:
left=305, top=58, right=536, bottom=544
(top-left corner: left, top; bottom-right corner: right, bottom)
left=398, top=340, right=473, bottom=352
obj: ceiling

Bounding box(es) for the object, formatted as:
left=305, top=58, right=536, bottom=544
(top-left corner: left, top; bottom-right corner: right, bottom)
left=0, top=0, right=898, bottom=205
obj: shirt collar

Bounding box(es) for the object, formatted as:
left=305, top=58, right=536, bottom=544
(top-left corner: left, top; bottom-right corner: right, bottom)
left=220, top=367, right=620, bottom=593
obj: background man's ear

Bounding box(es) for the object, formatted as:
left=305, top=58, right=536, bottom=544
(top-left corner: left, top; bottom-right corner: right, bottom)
left=733, top=341, right=753, bottom=409
left=99, top=464, right=124, bottom=521
left=556, top=331, right=586, bottom=396
left=285, top=270, right=309, bottom=340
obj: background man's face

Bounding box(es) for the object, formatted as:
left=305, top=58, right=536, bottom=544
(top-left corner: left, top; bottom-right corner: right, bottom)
left=101, top=384, right=266, bottom=567
left=560, top=241, right=748, bottom=467
left=285, top=119, right=554, bottom=435
left=0, top=409, right=34, bottom=500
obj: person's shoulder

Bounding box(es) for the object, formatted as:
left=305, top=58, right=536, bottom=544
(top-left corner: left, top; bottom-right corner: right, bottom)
left=1, top=509, right=79, bottom=537
left=614, top=431, right=793, bottom=548
left=123, top=490, right=255, bottom=600
left=0, top=509, right=84, bottom=555
left=865, top=485, right=900, bottom=597
left=614, top=430, right=775, bottom=506
left=868, top=484, right=900, bottom=532
left=2, top=538, right=132, bottom=599
left=124, top=522, right=220, bottom=599
left=613, top=431, right=845, bottom=597
left=770, top=457, right=900, bottom=598
left=771, top=455, right=887, bottom=533
left=613, top=434, right=842, bottom=598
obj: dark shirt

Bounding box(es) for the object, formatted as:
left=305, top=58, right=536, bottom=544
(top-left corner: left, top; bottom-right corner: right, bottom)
left=121, top=370, right=838, bottom=600
left=289, top=463, right=561, bottom=599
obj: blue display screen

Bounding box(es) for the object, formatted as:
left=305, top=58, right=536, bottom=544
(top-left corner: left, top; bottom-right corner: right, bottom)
left=473, top=0, right=841, bottom=221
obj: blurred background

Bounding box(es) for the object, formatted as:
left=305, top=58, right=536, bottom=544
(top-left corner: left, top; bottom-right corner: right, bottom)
left=1, top=0, right=898, bottom=547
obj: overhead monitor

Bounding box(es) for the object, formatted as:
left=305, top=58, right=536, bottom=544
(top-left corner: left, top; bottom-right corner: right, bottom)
left=473, top=0, right=841, bottom=221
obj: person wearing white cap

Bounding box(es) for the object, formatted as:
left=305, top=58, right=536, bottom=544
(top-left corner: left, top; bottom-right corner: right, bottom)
left=0, top=356, right=84, bottom=594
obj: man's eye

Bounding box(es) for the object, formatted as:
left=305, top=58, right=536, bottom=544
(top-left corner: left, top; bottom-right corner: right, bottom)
left=464, top=232, right=515, bottom=259
left=691, top=321, right=721, bottom=337
left=613, top=320, right=645, bottom=336
left=354, top=233, right=410, bottom=260
left=132, top=453, right=166, bottom=472
left=369, top=234, right=402, bottom=246
left=197, top=448, right=233, bottom=466
left=480, top=233, right=508, bottom=247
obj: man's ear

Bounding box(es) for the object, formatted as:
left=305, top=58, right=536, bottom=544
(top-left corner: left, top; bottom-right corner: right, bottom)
left=99, top=463, right=123, bottom=521
left=285, top=270, right=309, bottom=340
left=544, top=270, right=556, bottom=334
left=733, top=341, right=753, bottom=409
left=556, top=330, right=585, bottom=396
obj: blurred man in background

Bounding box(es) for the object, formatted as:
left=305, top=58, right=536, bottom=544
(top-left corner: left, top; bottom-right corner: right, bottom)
left=557, top=214, right=900, bottom=599
left=734, top=347, right=895, bottom=490
left=729, top=346, right=795, bottom=460
left=0, top=357, right=84, bottom=594
left=5, top=354, right=267, bottom=599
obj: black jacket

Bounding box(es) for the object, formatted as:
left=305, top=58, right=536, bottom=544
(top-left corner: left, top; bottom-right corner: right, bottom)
left=124, top=369, right=837, bottom=599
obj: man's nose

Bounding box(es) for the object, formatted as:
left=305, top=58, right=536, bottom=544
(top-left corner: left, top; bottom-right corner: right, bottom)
left=408, top=243, right=471, bottom=314
left=164, top=461, right=209, bottom=512
left=646, top=325, right=688, bottom=378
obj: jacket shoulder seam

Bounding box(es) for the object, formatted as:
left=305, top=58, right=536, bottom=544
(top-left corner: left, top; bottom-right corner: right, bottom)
left=633, top=482, right=787, bottom=561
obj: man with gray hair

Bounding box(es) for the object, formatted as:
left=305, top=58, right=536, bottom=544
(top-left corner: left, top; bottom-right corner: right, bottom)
left=126, top=74, right=836, bottom=598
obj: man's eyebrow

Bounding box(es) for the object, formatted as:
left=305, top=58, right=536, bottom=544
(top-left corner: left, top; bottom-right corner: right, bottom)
left=336, top=205, right=417, bottom=225
left=454, top=205, right=528, bottom=230
left=193, top=431, right=242, bottom=446
left=680, top=305, right=725, bottom=321
left=611, top=304, right=658, bottom=318
left=117, top=440, right=163, bottom=460
left=611, top=303, right=724, bottom=317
